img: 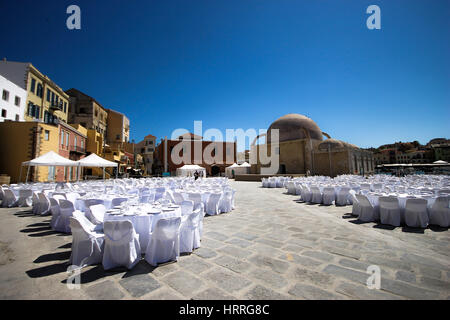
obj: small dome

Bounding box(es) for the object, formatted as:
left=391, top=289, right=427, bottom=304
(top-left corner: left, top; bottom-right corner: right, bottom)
left=341, top=142, right=360, bottom=150
left=318, top=139, right=345, bottom=151
left=267, top=114, right=323, bottom=143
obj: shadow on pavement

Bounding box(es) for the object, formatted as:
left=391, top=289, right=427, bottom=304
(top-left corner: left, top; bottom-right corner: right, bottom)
left=33, top=251, right=71, bottom=263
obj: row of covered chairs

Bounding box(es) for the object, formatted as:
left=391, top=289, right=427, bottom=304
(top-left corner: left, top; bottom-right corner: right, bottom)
left=352, top=194, right=449, bottom=228
left=287, top=183, right=353, bottom=206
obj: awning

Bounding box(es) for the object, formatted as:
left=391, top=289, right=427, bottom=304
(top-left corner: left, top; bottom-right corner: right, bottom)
left=76, top=153, right=118, bottom=167
left=22, top=151, right=78, bottom=166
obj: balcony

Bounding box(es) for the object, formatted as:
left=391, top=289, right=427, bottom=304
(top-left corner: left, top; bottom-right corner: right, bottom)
left=69, top=145, right=86, bottom=154
left=49, top=100, right=63, bottom=111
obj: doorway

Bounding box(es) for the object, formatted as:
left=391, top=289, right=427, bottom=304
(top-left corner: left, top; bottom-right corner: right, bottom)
left=211, top=165, right=220, bottom=176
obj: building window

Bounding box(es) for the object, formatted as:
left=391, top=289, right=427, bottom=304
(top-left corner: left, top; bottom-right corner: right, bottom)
left=1, top=109, right=6, bottom=118
left=81, top=140, right=84, bottom=149
left=116, top=134, right=120, bottom=140
left=74, top=136, right=77, bottom=147
left=61, top=131, right=64, bottom=145
left=28, top=102, right=35, bottom=118
left=30, top=78, right=36, bottom=93
left=15, top=114, right=19, bottom=121
left=48, top=166, right=55, bottom=181
left=36, top=83, right=43, bottom=98
left=64, top=102, right=67, bottom=113
left=44, top=130, right=50, bottom=141
left=47, top=89, right=51, bottom=102
left=66, top=132, right=69, bottom=146
left=14, top=96, right=20, bottom=106
left=2, top=89, right=9, bottom=101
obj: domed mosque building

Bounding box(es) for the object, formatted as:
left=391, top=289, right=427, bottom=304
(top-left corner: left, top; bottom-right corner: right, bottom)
left=250, top=114, right=374, bottom=177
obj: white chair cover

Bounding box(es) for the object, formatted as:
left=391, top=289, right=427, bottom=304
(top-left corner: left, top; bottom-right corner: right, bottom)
left=379, top=196, right=401, bottom=227
left=355, top=194, right=376, bottom=222
left=88, top=204, right=106, bottom=225
left=172, top=192, right=185, bottom=205
left=102, top=220, right=141, bottom=270
left=300, top=186, right=312, bottom=203
left=310, top=186, right=322, bottom=204
left=17, top=190, right=33, bottom=207
left=180, top=200, right=194, bottom=216
left=1, top=189, right=17, bottom=208
left=111, top=197, right=127, bottom=207
left=69, top=217, right=104, bottom=267
left=38, top=193, right=51, bottom=215
left=336, top=187, right=350, bottom=206
left=206, top=193, right=221, bottom=215
left=349, top=190, right=361, bottom=216
left=218, top=190, right=232, bottom=213
left=145, top=217, right=181, bottom=267
left=286, top=181, right=295, bottom=195
left=180, top=209, right=202, bottom=253
left=429, top=196, right=450, bottom=227
left=322, top=187, right=336, bottom=205
left=404, top=198, right=429, bottom=228
left=55, top=199, right=75, bottom=233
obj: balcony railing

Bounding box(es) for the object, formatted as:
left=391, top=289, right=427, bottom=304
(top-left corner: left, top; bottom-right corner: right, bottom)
left=49, top=100, right=63, bottom=111
left=69, top=145, right=86, bottom=154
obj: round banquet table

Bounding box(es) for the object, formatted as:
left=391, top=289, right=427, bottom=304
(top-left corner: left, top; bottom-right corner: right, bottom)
left=104, top=204, right=182, bottom=251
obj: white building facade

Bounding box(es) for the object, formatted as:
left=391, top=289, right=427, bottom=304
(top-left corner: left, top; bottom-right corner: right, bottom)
left=0, top=74, right=27, bottom=122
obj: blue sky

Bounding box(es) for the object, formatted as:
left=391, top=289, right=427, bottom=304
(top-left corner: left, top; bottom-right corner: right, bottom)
left=1, top=0, right=449, bottom=151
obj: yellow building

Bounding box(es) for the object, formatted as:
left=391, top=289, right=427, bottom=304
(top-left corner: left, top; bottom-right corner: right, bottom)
left=0, top=121, right=60, bottom=183
left=135, top=134, right=157, bottom=175
left=66, top=88, right=108, bottom=140
left=104, top=108, right=131, bottom=176
left=0, top=60, right=69, bottom=123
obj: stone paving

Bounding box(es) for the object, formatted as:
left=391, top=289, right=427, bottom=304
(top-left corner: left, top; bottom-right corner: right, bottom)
left=0, top=181, right=449, bottom=300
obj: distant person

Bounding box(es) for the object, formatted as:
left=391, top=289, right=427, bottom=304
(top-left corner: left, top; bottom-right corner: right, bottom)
left=306, top=170, right=310, bottom=177
left=194, top=170, right=199, bottom=180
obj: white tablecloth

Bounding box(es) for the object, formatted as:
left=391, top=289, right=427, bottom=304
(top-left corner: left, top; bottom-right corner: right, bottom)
left=104, top=204, right=182, bottom=251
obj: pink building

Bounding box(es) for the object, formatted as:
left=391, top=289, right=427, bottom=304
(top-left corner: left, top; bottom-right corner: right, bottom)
left=56, top=122, right=87, bottom=181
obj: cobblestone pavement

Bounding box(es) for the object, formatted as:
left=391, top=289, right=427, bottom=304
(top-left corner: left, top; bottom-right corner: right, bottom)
left=0, top=181, right=449, bottom=299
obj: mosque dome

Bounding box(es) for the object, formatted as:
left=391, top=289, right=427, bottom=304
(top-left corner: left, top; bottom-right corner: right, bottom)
left=318, top=139, right=345, bottom=151
left=266, top=113, right=324, bottom=143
